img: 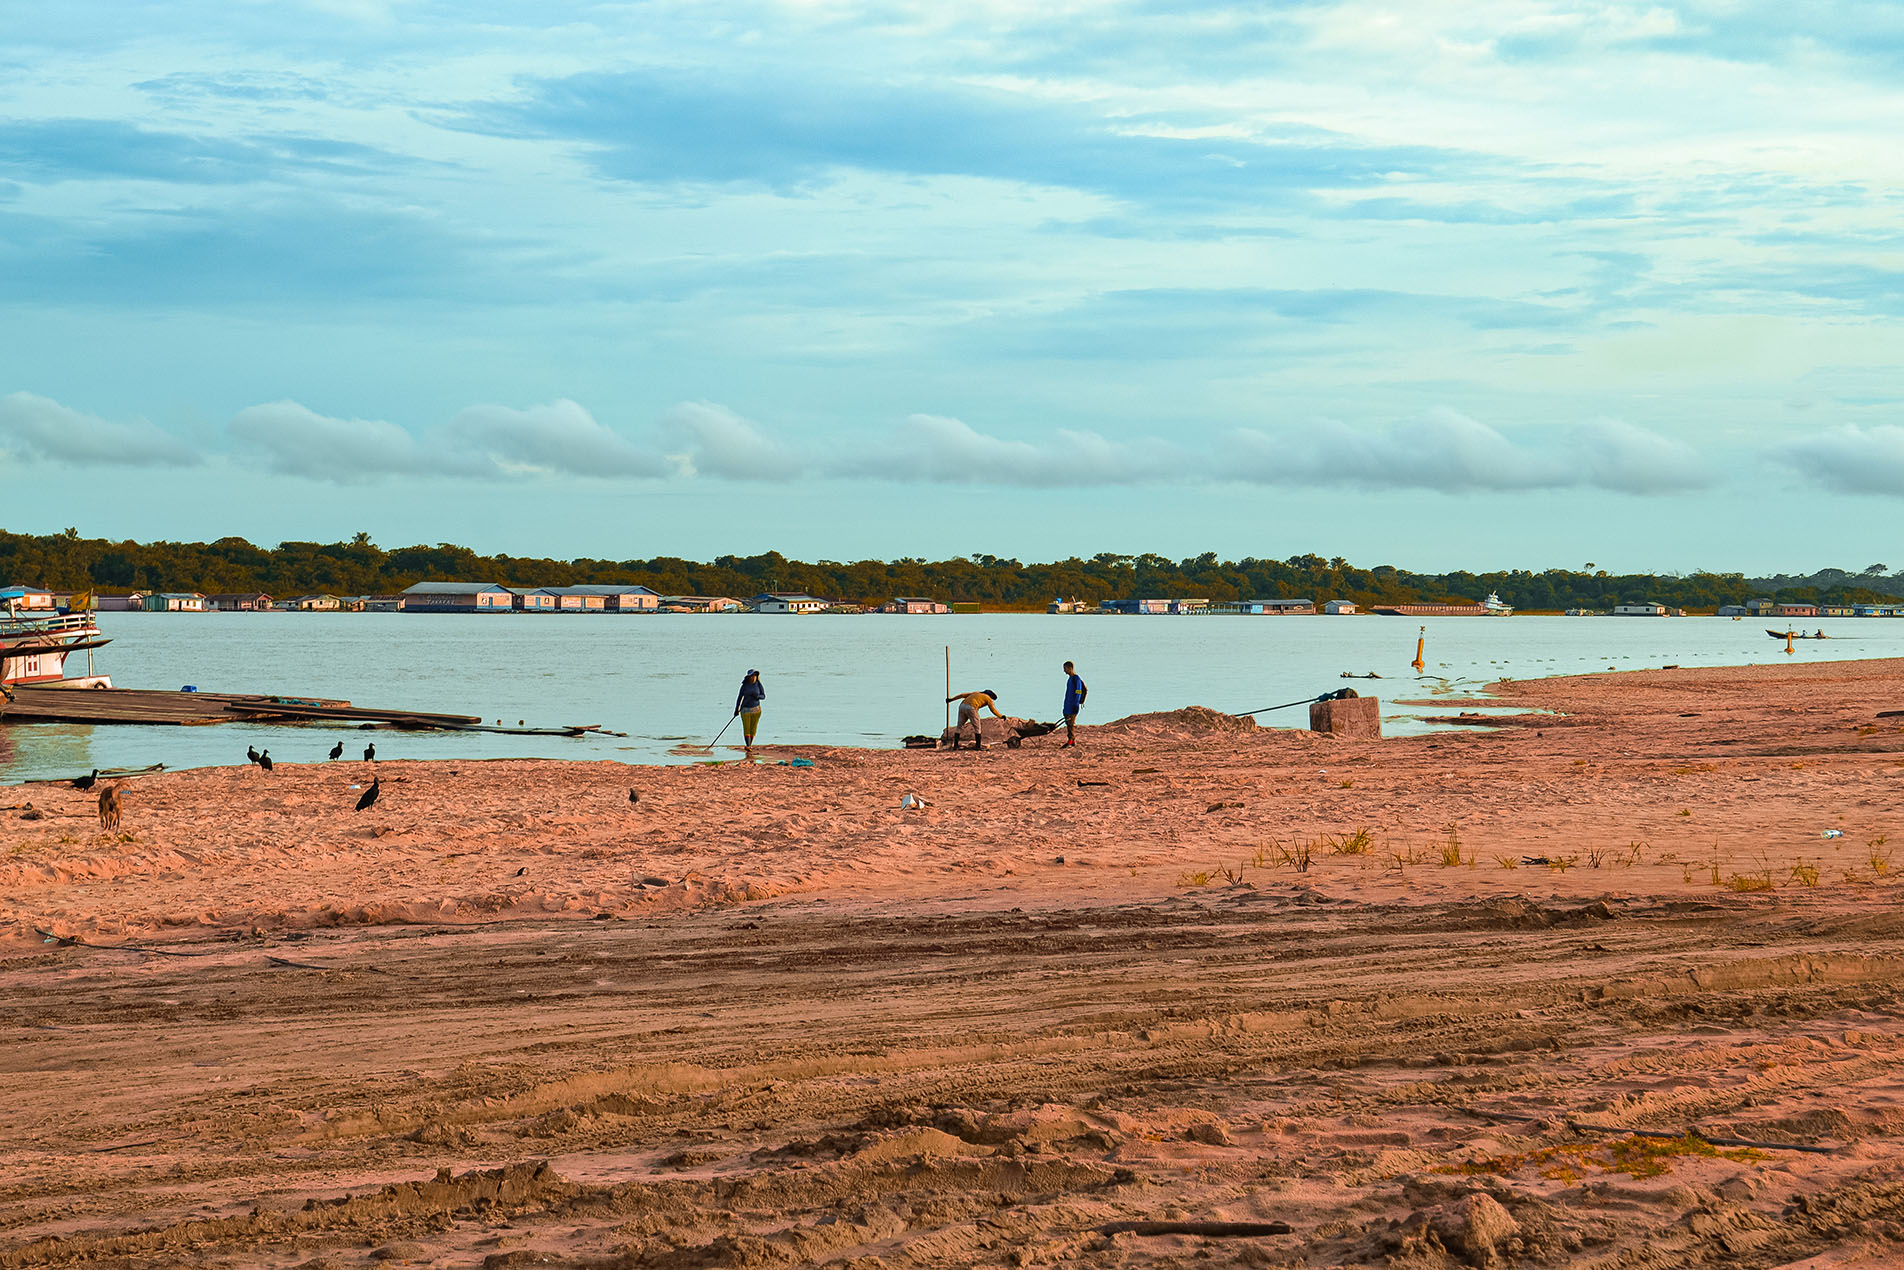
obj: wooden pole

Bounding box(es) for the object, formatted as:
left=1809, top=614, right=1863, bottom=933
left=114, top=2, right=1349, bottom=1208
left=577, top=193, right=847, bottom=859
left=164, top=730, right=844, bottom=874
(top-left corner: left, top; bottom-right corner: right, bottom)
left=945, top=645, right=951, bottom=732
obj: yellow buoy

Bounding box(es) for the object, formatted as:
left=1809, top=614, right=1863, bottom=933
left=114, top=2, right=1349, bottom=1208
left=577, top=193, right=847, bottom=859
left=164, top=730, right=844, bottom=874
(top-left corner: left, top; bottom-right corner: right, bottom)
left=1411, top=625, right=1426, bottom=673
left=1785, top=631, right=1796, bottom=655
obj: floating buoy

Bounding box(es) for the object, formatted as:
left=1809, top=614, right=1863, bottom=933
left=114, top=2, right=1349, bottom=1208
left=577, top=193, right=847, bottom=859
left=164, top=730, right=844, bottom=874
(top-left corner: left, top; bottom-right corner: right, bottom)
left=1411, top=625, right=1426, bottom=673
left=1785, top=631, right=1796, bottom=656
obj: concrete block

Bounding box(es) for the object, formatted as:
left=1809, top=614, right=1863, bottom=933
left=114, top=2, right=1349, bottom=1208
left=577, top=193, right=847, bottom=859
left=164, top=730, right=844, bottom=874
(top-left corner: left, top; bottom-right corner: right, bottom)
left=1310, top=695, right=1381, bottom=738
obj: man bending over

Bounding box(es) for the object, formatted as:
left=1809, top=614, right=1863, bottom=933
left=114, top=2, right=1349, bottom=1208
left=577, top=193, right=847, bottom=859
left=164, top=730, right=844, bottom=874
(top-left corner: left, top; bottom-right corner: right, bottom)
left=947, top=688, right=1004, bottom=750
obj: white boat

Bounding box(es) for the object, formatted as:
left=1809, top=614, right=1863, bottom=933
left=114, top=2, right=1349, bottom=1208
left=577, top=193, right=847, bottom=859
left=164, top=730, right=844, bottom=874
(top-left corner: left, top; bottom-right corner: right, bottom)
left=1481, top=591, right=1514, bottom=616
left=1, top=605, right=113, bottom=696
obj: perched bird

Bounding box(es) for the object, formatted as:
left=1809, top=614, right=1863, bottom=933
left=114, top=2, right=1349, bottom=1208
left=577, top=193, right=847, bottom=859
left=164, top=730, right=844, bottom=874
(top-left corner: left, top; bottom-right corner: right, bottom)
left=355, top=777, right=380, bottom=811
left=72, top=769, right=99, bottom=792
left=513, top=866, right=527, bottom=877
left=629, top=789, right=639, bottom=805
left=327, top=741, right=343, bottom=761
left=258, top=750, right=273, bottom=772
left=246, top=745, right=261, bottom=765
left=364, top=743, right=376, bottom=763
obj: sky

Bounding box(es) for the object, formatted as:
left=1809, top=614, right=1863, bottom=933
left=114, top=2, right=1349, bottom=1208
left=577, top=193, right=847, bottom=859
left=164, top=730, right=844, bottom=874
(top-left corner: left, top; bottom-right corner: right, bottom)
left=3, top=0, right=1902, bottom=573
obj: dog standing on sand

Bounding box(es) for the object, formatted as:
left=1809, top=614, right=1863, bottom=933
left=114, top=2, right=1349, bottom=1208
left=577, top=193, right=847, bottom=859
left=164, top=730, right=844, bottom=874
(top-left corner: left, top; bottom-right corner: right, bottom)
left=97, top=784, right=123, bottom=831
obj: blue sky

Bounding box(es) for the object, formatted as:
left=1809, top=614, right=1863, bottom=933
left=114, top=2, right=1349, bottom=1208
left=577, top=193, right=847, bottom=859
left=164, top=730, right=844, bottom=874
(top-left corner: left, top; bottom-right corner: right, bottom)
left=3, top=0, right=1902, bottom=572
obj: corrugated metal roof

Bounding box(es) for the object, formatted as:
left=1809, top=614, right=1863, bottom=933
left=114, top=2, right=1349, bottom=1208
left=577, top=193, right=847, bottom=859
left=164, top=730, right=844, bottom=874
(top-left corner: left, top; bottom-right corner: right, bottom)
left=402, top=581, right=505, bottom=594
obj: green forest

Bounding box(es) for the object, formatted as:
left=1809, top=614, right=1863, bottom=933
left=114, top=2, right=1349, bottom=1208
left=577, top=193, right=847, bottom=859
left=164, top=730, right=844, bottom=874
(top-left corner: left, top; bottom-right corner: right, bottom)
left=2, top=528, right=1899, bottom=613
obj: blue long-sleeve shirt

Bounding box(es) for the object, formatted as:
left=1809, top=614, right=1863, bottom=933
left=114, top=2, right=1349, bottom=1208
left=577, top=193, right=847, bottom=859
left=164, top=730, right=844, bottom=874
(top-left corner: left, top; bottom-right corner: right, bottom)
left=1063, top=673, right=1087, bottom=716
left=736, top=678, right=766, bottom=712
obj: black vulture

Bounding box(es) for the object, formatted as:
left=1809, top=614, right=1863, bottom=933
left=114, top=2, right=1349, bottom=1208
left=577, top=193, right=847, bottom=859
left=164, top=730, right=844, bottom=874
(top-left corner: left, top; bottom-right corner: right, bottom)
left=72, top=769, right=99, bottom=791
left=259, top=750, right=273, bottom=772
left=246, top=745, right=261, bottom=764
left=355, top=778, right=380, bottom=811
left=629, top=789, right=639, bottom=804
left=327, top=741, right=343, bottom=761
left=364, top=742, right=376, bottom=762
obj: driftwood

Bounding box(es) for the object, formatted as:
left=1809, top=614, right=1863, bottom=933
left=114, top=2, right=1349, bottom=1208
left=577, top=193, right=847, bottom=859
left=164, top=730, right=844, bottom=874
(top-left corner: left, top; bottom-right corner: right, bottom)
left=1100, top=1220, right=1292, bottom=1237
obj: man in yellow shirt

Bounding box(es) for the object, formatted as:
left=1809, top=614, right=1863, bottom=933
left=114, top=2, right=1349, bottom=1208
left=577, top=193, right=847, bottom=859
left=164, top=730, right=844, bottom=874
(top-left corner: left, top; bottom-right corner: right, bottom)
left=946, top=689, right=1003, bottom=750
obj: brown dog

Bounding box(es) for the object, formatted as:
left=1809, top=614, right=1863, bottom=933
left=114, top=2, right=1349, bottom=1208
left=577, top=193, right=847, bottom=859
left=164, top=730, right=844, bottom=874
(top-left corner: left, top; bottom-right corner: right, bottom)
left=97, top=784, right=122, bottom=832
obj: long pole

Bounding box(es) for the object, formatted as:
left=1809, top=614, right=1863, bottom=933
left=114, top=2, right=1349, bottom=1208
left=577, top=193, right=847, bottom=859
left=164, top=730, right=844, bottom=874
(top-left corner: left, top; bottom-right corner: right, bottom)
left=944, top=645, right=951, bottom=731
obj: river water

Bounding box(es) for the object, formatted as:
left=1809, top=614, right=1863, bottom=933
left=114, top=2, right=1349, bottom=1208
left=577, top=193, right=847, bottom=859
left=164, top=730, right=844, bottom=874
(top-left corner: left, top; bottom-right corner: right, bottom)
left=4, top=612, right=1899, bottom=783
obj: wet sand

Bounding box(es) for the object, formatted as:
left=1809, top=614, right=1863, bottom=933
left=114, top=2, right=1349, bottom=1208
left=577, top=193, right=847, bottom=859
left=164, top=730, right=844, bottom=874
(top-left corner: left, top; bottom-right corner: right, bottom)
left=4, top=659, right=1904, bottom=1267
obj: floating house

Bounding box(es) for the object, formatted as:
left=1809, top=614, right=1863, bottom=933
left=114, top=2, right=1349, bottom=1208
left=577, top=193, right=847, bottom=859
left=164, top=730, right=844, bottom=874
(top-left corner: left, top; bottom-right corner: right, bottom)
left=286, top=594, right=342, bottom=612
left=1323, top=600, right=1357, bottom=615
left=1047, top=597, right=1088, bottom=614
left=882, top=597, right=950, bottom=614
left=1746, top=598, right=1819, bottom=618
left=662, top=595, right=742, bottom=613
left=400, top=582, right=513, bottom=613
left=206, top=593, right=273, bottom=612
left=143, top=592, right=208, bottom=612
left=1100, top=598, right=1170, bottom=615
left=1819, top=604, right=1856, bottom=618
left=1613, top=602, right=1669, bottom=616
left=1263, top=598, right=1317, bottom=615
left=556, top=584, right=660, bottom=612
left=749, top=592, right=827, bottom=614
left=0, top=586, right=57, bottom=612
left=510, top=587, right=559, bottom=612
left=1210, top=600, right=1268, bottom=615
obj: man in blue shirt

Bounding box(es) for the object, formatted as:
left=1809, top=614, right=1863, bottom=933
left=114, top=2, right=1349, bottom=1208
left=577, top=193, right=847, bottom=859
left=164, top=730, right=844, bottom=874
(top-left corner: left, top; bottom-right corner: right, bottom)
left=1061, top=661, right=1088, bottom=747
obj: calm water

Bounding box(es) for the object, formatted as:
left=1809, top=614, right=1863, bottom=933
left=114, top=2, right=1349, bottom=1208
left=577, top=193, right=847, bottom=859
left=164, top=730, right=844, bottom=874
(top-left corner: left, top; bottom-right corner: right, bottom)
left=5, top=612, right=1900, bottom=783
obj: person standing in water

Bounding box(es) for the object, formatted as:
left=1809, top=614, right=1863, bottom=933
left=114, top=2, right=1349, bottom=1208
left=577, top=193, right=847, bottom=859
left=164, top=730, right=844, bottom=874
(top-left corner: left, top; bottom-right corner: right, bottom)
left=945, top=688, right=1003, bottom=750
left=1061, top=661, right=1088, bottom=747
left=735, top=669, right=766, bottom=753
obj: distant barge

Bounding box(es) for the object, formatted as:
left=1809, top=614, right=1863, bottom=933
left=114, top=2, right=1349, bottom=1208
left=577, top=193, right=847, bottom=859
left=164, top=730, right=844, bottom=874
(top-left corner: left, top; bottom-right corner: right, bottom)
left=1373, top=592, right=1515, bottom=618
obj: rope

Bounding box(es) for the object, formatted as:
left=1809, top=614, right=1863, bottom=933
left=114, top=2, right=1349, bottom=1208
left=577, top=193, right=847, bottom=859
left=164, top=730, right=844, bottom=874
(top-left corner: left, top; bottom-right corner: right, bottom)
left=1233, top=689, right=1359, bottom=717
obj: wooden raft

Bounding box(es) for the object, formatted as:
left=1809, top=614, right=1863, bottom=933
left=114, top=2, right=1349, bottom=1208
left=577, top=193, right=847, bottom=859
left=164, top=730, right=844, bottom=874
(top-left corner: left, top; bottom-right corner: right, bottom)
left=2, top=686, right=481, bottom=730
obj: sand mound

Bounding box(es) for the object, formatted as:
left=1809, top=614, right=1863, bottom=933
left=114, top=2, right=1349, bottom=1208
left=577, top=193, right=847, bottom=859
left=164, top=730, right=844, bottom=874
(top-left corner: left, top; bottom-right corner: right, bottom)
left=1097, top=705, right=1259, bottom=739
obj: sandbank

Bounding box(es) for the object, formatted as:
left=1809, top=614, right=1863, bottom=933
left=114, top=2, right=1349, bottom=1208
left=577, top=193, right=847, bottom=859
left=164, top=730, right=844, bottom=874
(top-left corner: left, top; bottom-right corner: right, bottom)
left=3, top=658, right=1902, bottom=1267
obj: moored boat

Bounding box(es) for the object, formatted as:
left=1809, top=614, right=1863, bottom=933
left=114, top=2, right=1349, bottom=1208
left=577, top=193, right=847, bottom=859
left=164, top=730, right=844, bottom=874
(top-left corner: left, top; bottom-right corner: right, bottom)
left=1, top=601, right=113, bottom=694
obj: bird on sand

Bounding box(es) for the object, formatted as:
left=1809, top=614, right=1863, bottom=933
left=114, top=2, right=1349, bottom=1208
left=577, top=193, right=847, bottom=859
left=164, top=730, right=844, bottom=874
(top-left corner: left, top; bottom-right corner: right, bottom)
left=259, top=750, right=273, bottom=772
left=327, top=741, right=343, bottom=761
left=72, top=769, right=99, bottom=791
left=246, top=745, right=261, bottom=764
left=629, top=789, right=639, bottom=805
left=355, top=777, right=380, bottom=811
left=364, top=742, right=376, bottom=762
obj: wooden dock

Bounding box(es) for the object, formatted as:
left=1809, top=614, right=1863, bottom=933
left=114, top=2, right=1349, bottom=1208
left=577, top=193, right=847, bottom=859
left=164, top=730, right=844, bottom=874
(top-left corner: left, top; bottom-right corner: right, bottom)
left=2, top=686, right=483, bottom=730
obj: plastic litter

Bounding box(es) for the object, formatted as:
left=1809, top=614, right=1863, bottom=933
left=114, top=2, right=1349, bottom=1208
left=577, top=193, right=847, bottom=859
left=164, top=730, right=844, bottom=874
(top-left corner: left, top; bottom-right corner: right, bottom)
left=900, top=793, right=931, bottom=810
left=1822, top=829, right=1844, bottom=839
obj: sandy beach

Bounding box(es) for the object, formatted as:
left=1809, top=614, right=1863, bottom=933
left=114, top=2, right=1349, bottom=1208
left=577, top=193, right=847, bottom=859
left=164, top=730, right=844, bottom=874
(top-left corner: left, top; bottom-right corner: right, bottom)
left=4, top=658, right=1904, bottom=1267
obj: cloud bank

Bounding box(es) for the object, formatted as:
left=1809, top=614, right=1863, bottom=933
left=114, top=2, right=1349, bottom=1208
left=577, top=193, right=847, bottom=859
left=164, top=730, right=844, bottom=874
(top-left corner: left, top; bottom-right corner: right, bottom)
left=1771, top=425, right=1904, bottom=495
left=1, top=389, right=1730, bottom=497
left=1223, top=410, right=1712, bottom=494
left=0, top=391, right=198, bottom=468
left=229, top=398, right=669, bottom=483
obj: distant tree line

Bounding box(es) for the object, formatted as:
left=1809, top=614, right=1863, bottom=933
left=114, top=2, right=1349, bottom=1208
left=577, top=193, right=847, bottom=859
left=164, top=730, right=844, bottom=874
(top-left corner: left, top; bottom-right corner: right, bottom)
left=2, top=528, right=1899, bottom=613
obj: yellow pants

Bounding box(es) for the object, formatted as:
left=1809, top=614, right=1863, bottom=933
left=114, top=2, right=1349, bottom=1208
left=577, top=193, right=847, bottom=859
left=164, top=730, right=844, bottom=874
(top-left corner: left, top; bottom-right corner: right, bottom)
left=740, top=707, right=761, bottom=743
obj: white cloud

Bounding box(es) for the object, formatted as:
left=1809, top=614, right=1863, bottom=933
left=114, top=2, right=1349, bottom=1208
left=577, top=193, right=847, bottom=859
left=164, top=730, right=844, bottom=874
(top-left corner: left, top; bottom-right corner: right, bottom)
left=444, top=399, right=671, bottom=478
left=229, top=400, right=457, bottom=482
left=229, top=398, right=669, bottom=483
left=1569, top=417, right=1712, bottom=493
left=1222, top=410, right=1716, bottom=494
left=663, top=401, right=804, bottom=480
left=1772, top=425, right=1904, bottom=494
left=837, top=413, right=1189, bottom=486
left=0, top=391, right=199, bottom=468
left=1225, top=408, right=1568, bottom=492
